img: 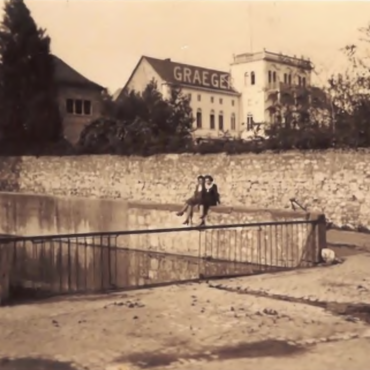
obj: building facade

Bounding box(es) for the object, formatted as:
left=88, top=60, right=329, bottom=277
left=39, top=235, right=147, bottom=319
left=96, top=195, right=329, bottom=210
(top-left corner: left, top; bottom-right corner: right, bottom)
left=230, top=50, right=313, bottom=125
left=53, top=56, right=105, bottom=144
left=119, top=50, right=323, bottom=139
left=117, top=56, right=241, bottom=138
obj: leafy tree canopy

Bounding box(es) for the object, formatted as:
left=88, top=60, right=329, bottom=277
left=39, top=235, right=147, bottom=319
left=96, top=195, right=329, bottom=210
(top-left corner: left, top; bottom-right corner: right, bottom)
left=78, top=79, right=194, bottom=155
left=0, top=0, right=61, bottom=145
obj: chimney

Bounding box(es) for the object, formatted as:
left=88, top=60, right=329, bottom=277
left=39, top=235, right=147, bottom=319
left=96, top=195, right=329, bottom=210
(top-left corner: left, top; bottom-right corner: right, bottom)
left=164, top=58, right=171, bottom=62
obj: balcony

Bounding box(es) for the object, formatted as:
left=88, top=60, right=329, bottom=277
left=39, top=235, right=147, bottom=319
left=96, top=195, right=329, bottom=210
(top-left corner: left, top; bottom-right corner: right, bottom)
left=265, top=81, right=309, bottom=94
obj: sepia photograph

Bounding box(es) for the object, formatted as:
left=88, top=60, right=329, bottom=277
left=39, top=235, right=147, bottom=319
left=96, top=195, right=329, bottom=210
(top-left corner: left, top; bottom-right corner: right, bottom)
left=0, top=1, right=369, bottom=369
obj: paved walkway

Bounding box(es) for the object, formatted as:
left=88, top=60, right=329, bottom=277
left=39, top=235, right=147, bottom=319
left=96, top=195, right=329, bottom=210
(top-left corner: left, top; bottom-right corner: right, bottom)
left=0, top=229, right=369, bottom=370
left=213, top=253, right=370, bottom=304
left=0, top=250, right=370, bottom=370
left=327, top=229, right=370, bottom=251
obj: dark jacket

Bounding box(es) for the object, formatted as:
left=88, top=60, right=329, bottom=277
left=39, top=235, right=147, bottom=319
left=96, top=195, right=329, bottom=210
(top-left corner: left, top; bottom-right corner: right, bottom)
left=186, top=183, right=205, bottom=205
left=204, top=183, right=220, bottom=207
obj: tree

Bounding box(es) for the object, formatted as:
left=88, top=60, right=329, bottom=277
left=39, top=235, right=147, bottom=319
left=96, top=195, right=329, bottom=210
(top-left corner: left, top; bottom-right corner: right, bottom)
left=263, top=83, right=333, bottom=150
left=78, top=79, right=194, bottom=155
left=0, top=0, right=61, bottom=145
left=325, top=37, right=370, bottom=148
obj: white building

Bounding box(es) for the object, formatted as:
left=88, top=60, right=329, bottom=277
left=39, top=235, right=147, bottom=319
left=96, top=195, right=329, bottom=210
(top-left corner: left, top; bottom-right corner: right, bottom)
left=116, top=56, right=241, bottom=139
left=230, top=49, right=314, bottom=133
left=117, top=50, right=320, bottom=139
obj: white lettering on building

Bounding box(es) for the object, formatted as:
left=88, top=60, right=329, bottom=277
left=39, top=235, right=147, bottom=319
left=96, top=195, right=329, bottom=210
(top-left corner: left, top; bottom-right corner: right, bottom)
left=183, top=68, right=191, bottom=83
left=174, top=66, right=182, bottom=81
left=173, top=66, right=231, bottom=90
left=211, top=73, right=219, bottom=88
left=202, top=71, right=210, bottom=87
left=193, top=70, right=201, bottom=85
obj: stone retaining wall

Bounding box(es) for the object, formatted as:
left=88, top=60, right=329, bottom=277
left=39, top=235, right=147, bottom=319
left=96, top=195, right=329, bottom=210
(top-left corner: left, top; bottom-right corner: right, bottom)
left=0, top=150, right=368, bottom=229
left=0, top=193, right=326, bottom=303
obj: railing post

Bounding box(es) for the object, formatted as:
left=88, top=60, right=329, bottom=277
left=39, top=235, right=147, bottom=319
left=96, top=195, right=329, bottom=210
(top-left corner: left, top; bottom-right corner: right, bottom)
left=317, top=214, right=327, bottom=263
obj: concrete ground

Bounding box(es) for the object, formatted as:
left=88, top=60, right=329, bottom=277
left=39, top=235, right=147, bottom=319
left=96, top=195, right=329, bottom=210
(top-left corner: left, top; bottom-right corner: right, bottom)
left=327, top=229, right=370, bottom=252
left=0, top=230, right=369, bottom=370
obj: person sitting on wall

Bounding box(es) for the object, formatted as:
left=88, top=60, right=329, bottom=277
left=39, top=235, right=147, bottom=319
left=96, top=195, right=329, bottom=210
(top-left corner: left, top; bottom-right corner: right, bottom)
left=176, top=175, right=205, bottom=225
left=198, top=175, right=221, bottom=226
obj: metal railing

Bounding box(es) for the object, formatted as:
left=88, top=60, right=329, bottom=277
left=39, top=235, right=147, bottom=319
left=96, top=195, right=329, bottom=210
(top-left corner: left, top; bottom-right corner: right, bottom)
left=0, top=218, right=325, bottom=301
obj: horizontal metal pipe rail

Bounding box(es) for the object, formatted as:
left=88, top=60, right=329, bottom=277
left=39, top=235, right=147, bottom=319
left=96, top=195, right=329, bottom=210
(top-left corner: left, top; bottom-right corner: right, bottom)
left=0, top=218, right=324, bottom=303
left=0, top=219, right=317, bottom=243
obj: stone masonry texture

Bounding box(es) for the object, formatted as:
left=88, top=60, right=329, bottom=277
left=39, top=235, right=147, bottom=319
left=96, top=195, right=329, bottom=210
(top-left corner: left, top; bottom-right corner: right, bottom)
left=0, top=150, right=369, bottom=229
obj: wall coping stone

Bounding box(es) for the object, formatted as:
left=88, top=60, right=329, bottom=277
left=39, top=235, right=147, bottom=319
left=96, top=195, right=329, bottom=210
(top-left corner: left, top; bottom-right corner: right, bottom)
left=128, top=201, right=321, bottom=220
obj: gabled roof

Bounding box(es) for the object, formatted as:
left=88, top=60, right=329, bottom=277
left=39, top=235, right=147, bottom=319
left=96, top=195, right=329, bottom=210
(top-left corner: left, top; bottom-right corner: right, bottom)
left=122, top=55, right=240, bottom=94
left=53, top=55, right=104, bottom=91
left=112, top=87, right=123, bottom=101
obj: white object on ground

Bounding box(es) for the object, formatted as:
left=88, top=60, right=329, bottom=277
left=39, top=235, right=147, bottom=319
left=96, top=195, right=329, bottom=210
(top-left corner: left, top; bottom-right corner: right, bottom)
left=321, top=248, right=336, bottom=264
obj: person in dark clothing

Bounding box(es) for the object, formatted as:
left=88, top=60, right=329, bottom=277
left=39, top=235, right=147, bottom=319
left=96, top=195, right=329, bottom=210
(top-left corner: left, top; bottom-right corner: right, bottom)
left=204, top=175, right=221, bottom=206
left=198, top=175, right=221, bottom=226
left=176, top=175, right=205, bottom=225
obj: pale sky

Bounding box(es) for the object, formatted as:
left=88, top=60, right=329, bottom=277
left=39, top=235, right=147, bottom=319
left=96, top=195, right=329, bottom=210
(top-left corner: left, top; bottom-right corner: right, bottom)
left=2, top=0, right=370, bottom=93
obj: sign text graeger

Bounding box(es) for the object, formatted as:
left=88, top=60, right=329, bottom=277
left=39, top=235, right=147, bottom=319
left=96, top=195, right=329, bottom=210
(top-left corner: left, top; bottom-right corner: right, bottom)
left=173, top=66, right=231, bottom=90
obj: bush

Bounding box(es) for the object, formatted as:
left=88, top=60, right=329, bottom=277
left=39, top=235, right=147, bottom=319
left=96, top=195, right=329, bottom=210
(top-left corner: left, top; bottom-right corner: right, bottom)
left=77, top=80, right=194, bottom=155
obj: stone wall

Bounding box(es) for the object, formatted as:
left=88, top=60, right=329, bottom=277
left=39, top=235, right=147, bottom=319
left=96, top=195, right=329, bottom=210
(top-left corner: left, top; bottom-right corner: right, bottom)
left=0, top=150, right=365, bottom=229
left=0, top=192, right=325, bottom=301
left=0, top=192, right=323, bottom=269
left=0, top=192, right=128, bottom=236
left=125, top=203, right=322, bottom=268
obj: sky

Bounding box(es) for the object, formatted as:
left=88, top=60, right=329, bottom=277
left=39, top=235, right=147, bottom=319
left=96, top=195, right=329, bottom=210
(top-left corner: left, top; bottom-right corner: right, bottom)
left=1, top=0, right=370, bottom=93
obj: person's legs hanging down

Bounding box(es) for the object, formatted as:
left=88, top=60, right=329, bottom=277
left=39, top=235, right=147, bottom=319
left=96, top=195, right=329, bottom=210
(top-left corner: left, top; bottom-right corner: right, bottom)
left=197, top=205, right=208, bottom=226
left=176, top=175, right=205, bottom=225
left=183, top=205, right=195, bottom=225
left=196, top=175, right=221, bottom=227
left=176, top=203, right=188, bottom=217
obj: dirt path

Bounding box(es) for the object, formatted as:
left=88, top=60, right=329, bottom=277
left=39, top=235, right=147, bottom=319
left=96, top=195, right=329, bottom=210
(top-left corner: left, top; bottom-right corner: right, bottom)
left=327, top=229, right=370, bottom=251
left=1, top=230, right=370, bottom=370
left=1, top=251, right=370, bottom=370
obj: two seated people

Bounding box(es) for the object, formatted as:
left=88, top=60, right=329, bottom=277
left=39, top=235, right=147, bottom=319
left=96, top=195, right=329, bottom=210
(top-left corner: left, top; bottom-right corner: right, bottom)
left=176, top=175, right=221, bottom=226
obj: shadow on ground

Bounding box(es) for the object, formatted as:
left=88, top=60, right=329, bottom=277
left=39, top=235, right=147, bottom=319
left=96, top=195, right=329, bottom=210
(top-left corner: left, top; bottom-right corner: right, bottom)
left=116, top=339, right=305, bottom=368
left=210, top=283, right=370, bottom=324
left=0, top=357, right=76, bottom=370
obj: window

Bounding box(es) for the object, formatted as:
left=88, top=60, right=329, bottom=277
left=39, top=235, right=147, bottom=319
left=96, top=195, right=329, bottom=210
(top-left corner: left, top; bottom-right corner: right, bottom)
left=247, top=114, right=253, bottom=130
left=269, top=71, right=276, bottom=84
left=75, top=99, right=83, bottom=115
left=210, top=110, right=215, bottom=129
left=231, top=99, right=235, bottom=106
left=65, top=99, right=92, bottom=115
left=251, top=71, right=256, bottom=85
left=231, top=113, right=236, bottom=131
left=197, top=94, right=201, bottom=102
left=83, top=100, right=91, bottom=115
left=298, top=76, right=302, bottom=86
left=210, top=96, right=214, bottom=103
left=218, top=111, right=224, bottom=131
left=288, top=74, right=292, bottom=85
left=244, top=72, right=249, bottom=86
left=188, top=93, right=192, bottom=101
left=66, top=99, right=74, bottom=114
left=284, top=73, right=288, bottom=84
left=196, top=109, right=202, bottom=129
left=302, top=77, right=306, bottom=87
left=219, top=98, right=223, bottom=104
